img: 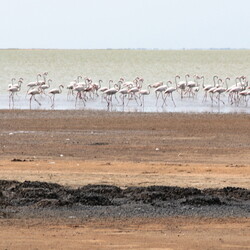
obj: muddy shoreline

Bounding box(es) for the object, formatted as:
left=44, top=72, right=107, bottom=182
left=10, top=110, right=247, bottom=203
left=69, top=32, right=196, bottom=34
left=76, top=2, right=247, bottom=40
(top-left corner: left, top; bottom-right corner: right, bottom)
left=0, top=110, right=250, bottom=164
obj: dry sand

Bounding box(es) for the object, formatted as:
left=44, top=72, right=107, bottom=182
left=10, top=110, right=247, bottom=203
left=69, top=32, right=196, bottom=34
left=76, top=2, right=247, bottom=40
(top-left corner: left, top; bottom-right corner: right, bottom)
left=0, top=110, right=249, bottom=249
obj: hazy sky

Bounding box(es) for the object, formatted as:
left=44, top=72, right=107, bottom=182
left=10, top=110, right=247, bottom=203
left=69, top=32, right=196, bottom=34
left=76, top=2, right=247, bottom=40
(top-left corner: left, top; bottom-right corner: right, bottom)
left=1, top=0, right=249, bottom=49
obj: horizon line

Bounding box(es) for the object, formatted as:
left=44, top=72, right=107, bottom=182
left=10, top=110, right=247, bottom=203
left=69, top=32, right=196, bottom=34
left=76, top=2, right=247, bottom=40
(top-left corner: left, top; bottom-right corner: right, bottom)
left=0, top=47, right=250, bottom=51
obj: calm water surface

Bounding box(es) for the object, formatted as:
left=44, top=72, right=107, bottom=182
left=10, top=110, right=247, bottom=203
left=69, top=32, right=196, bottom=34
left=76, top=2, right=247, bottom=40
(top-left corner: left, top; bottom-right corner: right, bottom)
left=0, top=49, right=250, bottom=113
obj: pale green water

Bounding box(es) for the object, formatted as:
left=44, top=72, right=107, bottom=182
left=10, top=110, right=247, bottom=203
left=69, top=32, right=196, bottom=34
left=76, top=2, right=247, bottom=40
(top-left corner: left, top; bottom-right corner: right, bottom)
left=1, top=49, right=250, bottom=89
left=0, top=49, right=250, bottom=112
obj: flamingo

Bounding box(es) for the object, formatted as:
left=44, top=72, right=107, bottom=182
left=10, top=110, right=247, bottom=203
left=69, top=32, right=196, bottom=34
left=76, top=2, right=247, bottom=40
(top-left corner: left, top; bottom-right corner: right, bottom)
left=122, top=77, right=140, bottom=89
left=12, top=77, right=24, bottom=89
left=8, top=79, right=22, bottom=108
left=99, top=80, right=112, bottom=93
left=149, top=81, right=163, bottom=88
left=49, top=85, right=64, bottom=108
left=118, top=86, right=129, bottom=106
left=127, top=85, right=141, bottom=106
left=207, top=77, right=222, bottom=105
left=228, top=77, right=245, bottom=105
left=26, top=74, right=41, bottom=96
left=202, top=75, right=218, bottom=102
left=76, top=75, right=86, bottom=86
left=176, top=74, right=189, bottom=99
left=99, top=80, right=114, bottom=101
left=40, top=79, right=52, bottom=95
left=74, top=83, right=87, bottom=107
left=185, top=74, right=199, bottom=98
left=66, top=80, right=77, bottom=100
left=213, top=77, right=229, bottom=105
left=154, top=82, right=169, bottom=105
left=162, top=81, right=177, bottom=107
left=239, top=89, right=250, bottom=106
left=37, top=72, right=48, bottom=86
left=139, top=84, right=151, bottom=107
left=246, top=90, right=250, bottom=106
left=28, top=87, right=42, bottom=108
left=7, top=77, right=16, bottom=89
left=91, top=79, right=103, bottom=98
left=103, top=84, right=120, bottom=109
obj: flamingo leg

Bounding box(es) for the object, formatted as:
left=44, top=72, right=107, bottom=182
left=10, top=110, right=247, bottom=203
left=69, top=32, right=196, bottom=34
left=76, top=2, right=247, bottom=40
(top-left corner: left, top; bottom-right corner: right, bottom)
left=202, top=91, right=208, bottom=102
left=246, top=96, right=249, bottom=107
left=51, top=95, right=55, bottom=108
left=120, top=95, right=125, bottom=106
left=126, top=96, right=131, bottom=106
left=170, top=93, right=176, bottom=107
left=25, top=88, right=31, bottom=99
left=75, top=92, right=79, bottom=107
left=162, top=94, right=167, bottom=107
left=139, top=95, right=143, bottom=106
left=181, top=89, right=184, bottom=99
left=80, top=92, right=86, bottom=106
left=29, top=95, right=33, bottom=109
left=155, top=92, right=160, bottom=105
left=114, top=94, right=119, bottom=104
left=34, top=96, right=41, bottom=106
left=160, top=92, right=165, bottom=106
left=12, top=93, right=15, bottom=109
left=9, top=93, right=12, bottom=109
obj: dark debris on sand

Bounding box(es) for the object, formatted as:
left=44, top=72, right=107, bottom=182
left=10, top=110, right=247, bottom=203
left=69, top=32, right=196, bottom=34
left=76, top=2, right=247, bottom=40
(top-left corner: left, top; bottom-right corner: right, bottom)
left=0, top=180, right=249, bottom=218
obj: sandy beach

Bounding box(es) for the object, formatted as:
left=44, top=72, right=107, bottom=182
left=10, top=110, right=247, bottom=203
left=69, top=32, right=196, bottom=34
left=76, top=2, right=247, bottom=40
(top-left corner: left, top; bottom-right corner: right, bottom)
left=0, top=110, right=249, bottom=249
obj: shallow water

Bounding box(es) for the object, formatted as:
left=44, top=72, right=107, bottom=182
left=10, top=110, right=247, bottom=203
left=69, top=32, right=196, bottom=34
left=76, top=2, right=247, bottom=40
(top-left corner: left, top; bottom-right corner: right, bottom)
left=1, top=49, right=250, bottom=113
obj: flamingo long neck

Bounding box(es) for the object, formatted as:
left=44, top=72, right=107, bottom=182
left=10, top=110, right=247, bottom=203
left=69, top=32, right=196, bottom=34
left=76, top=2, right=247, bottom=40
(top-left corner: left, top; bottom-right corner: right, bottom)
left=196, top=77, right=199, bottom=87
left=11, top=78, right=16, bottom=86
left=224, top=78, right=230, bottom=89
left=137, top=79, right=143, bottom=89
left=240, top=77, right=246, bottom=89
left=113, top=83, right=119, bottom=90
left=108, top=80, right=113, bottom=89
left=175, top=75, right=180, bottom=88
left=98, top=80, right=102, bottom=88
left=235, top=77, right=240, bottom=86
left=194, top=75, right=198, bottom=86
left=37, top=74, right=41, bottom=82
left=17, top=81, right=22, bottom=89
left=218, top=79, right=223, bottom=87
left=77, top=76, right=82, bottom=83
left=47, top=80, right=51, bottom=88
left=200, top=76, right=205, bottom=88
left=213, top=76, right=218, bottom=87
left=147, top=85, right=151, bottom=93
left=43, top=74, right=47, bottom=83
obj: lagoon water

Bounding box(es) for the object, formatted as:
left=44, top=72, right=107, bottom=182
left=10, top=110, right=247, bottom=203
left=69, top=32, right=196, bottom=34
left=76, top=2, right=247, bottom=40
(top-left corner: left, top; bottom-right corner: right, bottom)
left=0, top=49, right=250, bottom=113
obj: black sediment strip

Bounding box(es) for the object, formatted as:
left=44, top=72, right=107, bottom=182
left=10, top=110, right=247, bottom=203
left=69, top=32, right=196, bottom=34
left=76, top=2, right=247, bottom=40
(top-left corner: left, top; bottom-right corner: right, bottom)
left=0, top=180, right=249, bottom=218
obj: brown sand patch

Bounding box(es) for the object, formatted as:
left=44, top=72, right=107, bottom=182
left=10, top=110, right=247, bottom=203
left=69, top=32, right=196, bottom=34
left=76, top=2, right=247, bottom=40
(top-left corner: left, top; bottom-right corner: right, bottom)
left=0, top=217, right=249, bottom=250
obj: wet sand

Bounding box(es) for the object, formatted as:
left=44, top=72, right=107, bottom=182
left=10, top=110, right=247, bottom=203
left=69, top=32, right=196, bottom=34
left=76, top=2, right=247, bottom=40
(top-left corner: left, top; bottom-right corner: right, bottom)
left=0, top=110, right=250, bottom=249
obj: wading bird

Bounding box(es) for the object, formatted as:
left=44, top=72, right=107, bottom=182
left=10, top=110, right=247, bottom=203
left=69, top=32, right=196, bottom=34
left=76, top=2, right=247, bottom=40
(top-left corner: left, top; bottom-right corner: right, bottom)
left=28, top=87, right=42, bottom=108
left=8, top=78, right=22, bottom=108
left=49, top=85, right=64, bottom=108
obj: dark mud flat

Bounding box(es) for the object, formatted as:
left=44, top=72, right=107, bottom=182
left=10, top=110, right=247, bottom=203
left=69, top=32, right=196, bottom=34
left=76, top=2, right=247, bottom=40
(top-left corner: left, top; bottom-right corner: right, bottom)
left=0, top=180, right=249, bottom=219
